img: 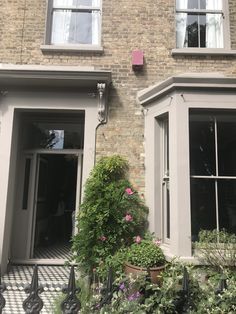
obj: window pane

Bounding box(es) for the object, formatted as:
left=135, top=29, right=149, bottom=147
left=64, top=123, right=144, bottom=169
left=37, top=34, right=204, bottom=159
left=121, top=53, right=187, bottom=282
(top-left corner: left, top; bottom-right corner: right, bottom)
left=199, top=15, right=206, bottom=47
left=205, top=0, right=222, bottom=10
left=187, top=15, right=199, bottom=47
left=191, top=179, right=217, bottom=241
left=189, top=115, right=216, bottom=176
left=206, top=14, right=223, bottom=48
left=188, top=0, right=199, bottom=9
left=176, top=13, right=188, bottom=48
left=176, top=0, right=198, bottom=10
left=200, top=0, right=206, bottom=9
left=54, top=0, right=100, bottom=7
left=218, top=115, right=236, bottom=176
left=22, top=158, right=31, bottom=210
left=25, top=124, right=84, bottom=150
left=51, top=10, right=99, bottom=44
left=218, top=180, right=236, bottom=234
left=176, top=0, right=222, bottom=10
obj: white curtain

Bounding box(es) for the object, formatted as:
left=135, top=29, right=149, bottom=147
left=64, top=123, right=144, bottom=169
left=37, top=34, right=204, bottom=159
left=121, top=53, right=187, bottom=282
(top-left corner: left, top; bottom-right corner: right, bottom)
left=176, top=0, right=188, bottom=48
left=206, top=0, right=223, bottom=48
left=51, top=0, right=100, bottom=44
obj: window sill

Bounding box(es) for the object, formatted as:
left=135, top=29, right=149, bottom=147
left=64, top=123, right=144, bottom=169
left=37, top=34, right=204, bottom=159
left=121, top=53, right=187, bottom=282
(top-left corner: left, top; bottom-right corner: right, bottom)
left=41, top=44, right=104, bottom=53
left=171, top=48, right=236, bottom=56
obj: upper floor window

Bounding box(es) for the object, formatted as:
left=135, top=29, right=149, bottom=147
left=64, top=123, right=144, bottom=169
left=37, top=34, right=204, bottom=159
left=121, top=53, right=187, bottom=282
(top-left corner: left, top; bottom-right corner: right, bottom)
left=47, top=0, right=101, bottom=46
left=176, top=0, right=224, bottom=48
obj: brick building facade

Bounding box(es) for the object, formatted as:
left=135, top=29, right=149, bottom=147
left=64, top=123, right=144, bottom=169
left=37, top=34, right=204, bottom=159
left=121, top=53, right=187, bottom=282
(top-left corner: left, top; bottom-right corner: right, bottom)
left=0, top=0, right=236, bottom=271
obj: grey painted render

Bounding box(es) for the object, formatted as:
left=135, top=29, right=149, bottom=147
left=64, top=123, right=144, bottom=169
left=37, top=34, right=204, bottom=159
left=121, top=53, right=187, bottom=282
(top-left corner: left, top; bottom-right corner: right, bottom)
left=0, top=64, right=111, bottom=274
left=137, top=73, right=236, bottom=106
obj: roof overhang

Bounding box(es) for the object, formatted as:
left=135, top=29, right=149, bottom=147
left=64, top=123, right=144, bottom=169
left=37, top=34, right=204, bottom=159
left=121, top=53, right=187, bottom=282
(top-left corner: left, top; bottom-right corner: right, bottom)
left=0, top=64, right=112, bottom=90
left=138, top=73, right=236, bottom=106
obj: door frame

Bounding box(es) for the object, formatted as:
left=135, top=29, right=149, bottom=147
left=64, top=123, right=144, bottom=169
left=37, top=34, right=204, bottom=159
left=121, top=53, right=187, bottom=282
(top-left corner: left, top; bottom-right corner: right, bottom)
left=19, top=148, right=83, bottom=263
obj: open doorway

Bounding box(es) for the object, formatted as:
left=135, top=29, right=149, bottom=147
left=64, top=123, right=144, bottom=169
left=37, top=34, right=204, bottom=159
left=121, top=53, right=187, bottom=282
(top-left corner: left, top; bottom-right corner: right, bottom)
left=10, top=111, right=85, bottom=263
left=32, top=154, right=78, bottom=259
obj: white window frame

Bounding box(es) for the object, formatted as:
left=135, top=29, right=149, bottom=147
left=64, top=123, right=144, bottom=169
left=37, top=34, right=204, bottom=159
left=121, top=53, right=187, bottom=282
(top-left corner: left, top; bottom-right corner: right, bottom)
left=173, top=0, right=232, bottom=55
left=159, top=116, right=170, bottom=244
left=43, top=0, right=102, bottom=52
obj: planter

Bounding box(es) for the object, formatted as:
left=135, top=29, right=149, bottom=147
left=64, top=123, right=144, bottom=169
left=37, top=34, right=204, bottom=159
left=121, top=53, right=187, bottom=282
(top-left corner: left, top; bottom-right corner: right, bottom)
left=124, top=262, right=165, bottom=284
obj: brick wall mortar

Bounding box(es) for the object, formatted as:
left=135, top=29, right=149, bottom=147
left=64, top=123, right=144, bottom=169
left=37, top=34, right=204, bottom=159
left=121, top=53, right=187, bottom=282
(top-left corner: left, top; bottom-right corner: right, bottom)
left=0, top=0, right=236, bottom=191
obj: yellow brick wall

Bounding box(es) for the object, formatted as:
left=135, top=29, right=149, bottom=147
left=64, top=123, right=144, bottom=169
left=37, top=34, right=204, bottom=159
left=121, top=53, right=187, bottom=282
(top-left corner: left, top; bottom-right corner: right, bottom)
left=0, top=0, right=236, bottom=191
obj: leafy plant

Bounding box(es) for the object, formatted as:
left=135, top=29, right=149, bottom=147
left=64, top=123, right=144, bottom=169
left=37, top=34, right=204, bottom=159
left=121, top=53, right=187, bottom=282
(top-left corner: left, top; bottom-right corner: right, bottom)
left=100, top=263, right=236, bottom=313
left=72, top=155, right=148, bottom=276
left=126, top=239, right=165, bottom=268
left=97, top=247, right=129, bottom=279
left=194, top=229, right=236, bottom=269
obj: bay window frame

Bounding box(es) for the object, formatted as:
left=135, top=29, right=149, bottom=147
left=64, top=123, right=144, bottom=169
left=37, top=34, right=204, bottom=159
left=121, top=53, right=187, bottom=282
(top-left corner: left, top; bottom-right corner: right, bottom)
left=139, top=74, right=236, bottom=262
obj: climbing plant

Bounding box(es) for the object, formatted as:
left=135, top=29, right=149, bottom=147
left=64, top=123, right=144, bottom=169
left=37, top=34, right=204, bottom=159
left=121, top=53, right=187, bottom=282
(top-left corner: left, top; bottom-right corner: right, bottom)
left=72, top=155, right=148, bottom=276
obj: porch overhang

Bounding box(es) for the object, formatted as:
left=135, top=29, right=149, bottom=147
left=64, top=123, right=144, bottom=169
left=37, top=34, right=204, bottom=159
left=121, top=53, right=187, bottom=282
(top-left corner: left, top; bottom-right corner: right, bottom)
left=137, top=73, right=236, bottom=106
left=0, top=64, right=112, bottom=90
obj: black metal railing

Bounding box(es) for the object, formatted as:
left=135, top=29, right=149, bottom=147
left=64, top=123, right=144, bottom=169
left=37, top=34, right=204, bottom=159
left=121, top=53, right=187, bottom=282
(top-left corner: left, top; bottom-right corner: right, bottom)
left=0, top=265, right=230, bottom=313
left=0, top=265, right=81, bottom=314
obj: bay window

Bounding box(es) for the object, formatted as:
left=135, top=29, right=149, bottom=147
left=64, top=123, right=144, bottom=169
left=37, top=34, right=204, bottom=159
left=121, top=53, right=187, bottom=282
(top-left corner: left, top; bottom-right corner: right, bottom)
left=139, top=74, right=236, bottom=260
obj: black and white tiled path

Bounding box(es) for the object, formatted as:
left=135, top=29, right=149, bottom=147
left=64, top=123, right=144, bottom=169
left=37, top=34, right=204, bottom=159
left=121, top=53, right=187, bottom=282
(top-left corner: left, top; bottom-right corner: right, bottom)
left=1, top=265, right=71, bottom=313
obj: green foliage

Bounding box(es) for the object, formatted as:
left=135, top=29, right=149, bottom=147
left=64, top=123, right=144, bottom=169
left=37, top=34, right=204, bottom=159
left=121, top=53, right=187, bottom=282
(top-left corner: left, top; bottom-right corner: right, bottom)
left=126, top=240, right=166, bottom=268
left=196, top=269, right=236, bottom=314
left=72, top=155, right=148, bottom=276
left=194, top=229, right=236, bottom=268
left=87, top=262, right=236, bottom=314
left=97, top=247, right=129, bottom=279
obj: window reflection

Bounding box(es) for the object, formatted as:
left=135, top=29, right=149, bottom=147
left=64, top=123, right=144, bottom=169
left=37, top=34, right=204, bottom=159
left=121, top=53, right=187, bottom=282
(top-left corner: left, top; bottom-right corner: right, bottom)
left=24, top=116, right=84, bottom=150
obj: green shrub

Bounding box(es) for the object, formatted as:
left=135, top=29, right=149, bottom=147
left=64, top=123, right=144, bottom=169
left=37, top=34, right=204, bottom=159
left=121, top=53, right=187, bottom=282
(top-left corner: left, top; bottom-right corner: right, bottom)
left=194, top=229, right=236, bottom=269
left=126, top=239, right=165, bottom=268
left=72, top=155, right=148, bottom=276
left=94, top=263, right=236, bottom=314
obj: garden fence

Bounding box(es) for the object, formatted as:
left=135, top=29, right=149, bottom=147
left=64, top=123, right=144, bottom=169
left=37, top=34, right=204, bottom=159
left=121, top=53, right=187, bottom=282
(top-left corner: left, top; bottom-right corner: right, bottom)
left=0, top=265, right=229, bottom=314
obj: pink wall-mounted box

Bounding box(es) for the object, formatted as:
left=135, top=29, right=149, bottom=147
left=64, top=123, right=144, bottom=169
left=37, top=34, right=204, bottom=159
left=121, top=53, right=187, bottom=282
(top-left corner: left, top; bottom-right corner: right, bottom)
left=131, top=50, right=144, bottom=70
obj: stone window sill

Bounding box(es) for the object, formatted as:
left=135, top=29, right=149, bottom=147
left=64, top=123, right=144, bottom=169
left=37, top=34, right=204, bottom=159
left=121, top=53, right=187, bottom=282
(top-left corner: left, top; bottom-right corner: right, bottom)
left=41, top=44, right=104, bottom=53
left=172, top=48, right=236, bottom=56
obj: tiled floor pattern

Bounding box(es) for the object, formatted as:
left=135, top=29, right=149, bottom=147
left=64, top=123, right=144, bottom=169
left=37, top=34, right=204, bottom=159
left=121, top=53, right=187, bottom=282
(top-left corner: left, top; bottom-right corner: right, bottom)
left=1, top=265, right=72, bottom=313
left=34, top=242, right=72, bottom=260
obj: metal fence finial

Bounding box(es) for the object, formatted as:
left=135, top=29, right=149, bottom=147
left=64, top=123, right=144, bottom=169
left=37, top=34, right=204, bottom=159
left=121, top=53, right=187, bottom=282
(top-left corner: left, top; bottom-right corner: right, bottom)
left=216, top=277, right=227, bottom=294
left=61, top=266, right=81, bottom=314
left=182, top=266, right=189, bottom=292
left=23, top=265, right=44, bottom=314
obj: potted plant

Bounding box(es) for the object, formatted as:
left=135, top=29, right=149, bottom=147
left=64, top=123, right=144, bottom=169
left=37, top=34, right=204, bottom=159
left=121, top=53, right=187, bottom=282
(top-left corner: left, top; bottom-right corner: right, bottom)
left=125, top=237, right=166, bottom=284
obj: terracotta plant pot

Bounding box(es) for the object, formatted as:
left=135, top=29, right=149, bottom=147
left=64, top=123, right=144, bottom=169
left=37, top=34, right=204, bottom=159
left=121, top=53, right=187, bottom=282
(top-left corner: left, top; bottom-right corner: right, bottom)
left=124, top=262, right=165, bottom=284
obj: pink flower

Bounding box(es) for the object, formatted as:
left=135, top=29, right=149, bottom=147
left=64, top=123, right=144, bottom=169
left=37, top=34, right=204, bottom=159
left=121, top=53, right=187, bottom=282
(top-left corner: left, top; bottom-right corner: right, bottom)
left=125, top=214, right=133, bottom=222
left=135, top=236, right=142, bottom=243
left=100, top=235, right=107, bottom=241
left=125, top=188, right=134, bottom=195
left=153, top=239, right=161, bottom=246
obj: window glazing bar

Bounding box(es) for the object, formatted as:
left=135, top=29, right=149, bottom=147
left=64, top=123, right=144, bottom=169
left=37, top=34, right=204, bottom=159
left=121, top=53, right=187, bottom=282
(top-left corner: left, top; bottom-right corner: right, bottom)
left=53, top=6, right=100, bottom=11
left=191, top=176, right=236, bottom=179
left=176, top=9, right=223, bottom=14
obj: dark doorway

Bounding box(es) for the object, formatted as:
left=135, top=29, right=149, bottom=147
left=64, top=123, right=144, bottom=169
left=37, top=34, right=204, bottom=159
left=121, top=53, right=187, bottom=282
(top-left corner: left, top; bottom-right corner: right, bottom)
left=33, top=154, right=78, bottom=259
